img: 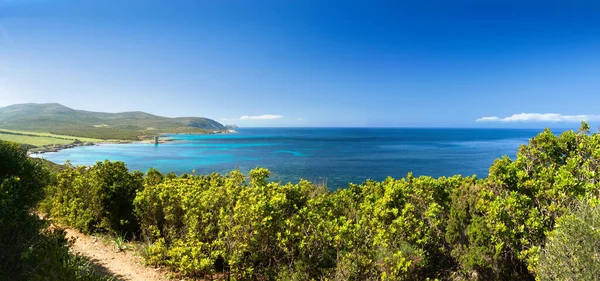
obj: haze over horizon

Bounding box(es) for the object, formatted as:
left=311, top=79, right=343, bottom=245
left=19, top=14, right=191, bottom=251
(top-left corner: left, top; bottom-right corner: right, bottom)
left=1, top=0, right=599, bottom=128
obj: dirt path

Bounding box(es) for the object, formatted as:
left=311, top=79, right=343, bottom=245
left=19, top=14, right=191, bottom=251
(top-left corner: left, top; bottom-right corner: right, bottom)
left=65, top=228, right=168, bottom=281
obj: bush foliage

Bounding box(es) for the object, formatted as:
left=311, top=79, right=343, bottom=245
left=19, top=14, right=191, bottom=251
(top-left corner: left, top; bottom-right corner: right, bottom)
left=40, top=123, right=600, bottom=280
left=41, top=160, right=143, bottom=237
left=536, top=201, right=600, bottom=281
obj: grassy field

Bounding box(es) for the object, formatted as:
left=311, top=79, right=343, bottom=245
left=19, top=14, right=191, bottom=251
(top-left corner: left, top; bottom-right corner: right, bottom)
left=0, top=133, right=75, bottom=147
left=0, top=128, right=102, bottom=142
left=0, top=129, right=105, bottom=147
left=0, top=127, right=208, bottom=148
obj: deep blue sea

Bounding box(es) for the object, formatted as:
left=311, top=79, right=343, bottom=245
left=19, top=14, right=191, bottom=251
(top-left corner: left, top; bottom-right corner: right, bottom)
left=37, top=128, right=546, bottom=189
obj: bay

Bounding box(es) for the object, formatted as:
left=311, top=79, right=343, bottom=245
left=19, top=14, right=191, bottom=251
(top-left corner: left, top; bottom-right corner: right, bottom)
left=37, top=128, right=546, bottom=189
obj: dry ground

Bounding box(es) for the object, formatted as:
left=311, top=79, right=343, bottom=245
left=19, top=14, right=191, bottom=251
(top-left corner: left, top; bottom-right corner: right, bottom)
left=65, top=228, right=169, bottom=281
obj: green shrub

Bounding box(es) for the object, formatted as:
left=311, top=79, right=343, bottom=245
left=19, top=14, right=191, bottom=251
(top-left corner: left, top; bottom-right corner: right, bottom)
left=42, top=160, right=143, bottom=237
left=445, top=123, right=600, bottom=280
left=134, top=170, right=245, bottom=277
left=1, top=140, right=49, bottom=279
left=536, top=201, right=600, bottom=281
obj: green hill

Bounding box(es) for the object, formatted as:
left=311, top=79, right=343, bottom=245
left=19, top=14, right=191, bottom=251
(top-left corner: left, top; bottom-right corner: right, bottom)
left=0, top=103, right=225, bottom=140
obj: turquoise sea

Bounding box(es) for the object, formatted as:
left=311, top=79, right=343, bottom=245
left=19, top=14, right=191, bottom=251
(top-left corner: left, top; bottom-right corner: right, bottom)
left=37, top=128, right=546, bottom=189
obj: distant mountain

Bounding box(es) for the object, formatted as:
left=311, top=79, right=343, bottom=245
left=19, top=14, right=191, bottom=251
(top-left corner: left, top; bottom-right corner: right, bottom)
left=0, top=103, right=225, bottom=140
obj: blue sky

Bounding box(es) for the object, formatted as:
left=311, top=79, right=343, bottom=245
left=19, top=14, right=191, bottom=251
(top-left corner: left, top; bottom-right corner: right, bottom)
left=0, top=0, right=599, bottom=128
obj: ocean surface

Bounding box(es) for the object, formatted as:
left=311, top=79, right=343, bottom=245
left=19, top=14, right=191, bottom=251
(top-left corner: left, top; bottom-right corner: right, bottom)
left=37, top=128, right=546, bottom=189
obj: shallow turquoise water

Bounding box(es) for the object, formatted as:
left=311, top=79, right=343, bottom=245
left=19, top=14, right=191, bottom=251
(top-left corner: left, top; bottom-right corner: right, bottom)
left=37, top=128, right=546, bottom=189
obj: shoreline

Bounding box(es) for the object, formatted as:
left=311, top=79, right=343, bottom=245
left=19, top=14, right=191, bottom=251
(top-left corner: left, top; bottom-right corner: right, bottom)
left=28, top=140, right=131, bottom=156
left=162, top=129, right=237, bottom=135
left=27, top=131, right=235, bottom=155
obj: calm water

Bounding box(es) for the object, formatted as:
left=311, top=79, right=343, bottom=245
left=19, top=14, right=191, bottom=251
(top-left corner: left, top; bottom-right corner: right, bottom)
left=37, top=128, right=544, bottom=188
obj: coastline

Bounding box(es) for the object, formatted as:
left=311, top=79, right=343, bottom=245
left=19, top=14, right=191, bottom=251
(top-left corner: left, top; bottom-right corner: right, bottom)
left=28, top=140, right=130, bottom=156
left=27, top=130, right=236, bottom=156
left=161, top=129, right=237, bottom=135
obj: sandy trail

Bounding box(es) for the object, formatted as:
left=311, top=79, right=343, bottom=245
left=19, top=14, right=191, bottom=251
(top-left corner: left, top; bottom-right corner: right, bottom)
left=65, top=228, right=168, bottom=281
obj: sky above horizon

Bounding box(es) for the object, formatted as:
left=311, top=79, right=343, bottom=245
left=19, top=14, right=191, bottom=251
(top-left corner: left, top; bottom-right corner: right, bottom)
left=1, top=0, right=599, bottom=128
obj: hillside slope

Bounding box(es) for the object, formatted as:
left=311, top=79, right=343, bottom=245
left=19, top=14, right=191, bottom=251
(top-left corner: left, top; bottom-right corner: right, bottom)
left=0, top=103, right=225, bottom=140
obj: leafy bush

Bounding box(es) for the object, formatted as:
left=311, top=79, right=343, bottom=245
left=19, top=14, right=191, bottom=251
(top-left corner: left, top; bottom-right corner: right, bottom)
left=41, top=160, right=143, bottom=237
left=134, top=169, right=246, bottom=277
left=536, top=201, right=600, bottom=281
left=1, top=140, right=49, bottom=279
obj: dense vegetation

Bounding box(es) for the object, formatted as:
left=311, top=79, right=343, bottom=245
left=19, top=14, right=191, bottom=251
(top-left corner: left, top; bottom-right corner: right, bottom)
left=0, top=141, right=114, bottom=281
left=37, top=123, right=600, bottom=280
left=0, top=103, right=225, bottom=140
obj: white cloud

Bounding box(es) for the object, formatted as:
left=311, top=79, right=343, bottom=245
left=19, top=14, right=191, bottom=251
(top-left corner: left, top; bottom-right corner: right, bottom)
left=476, top=116, right=501, bottom=122
left=476, top=113, right=600, bottom=123
left=296, top=117, right=305, bottom=121
left=240, top=114, right=283, bottom=121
